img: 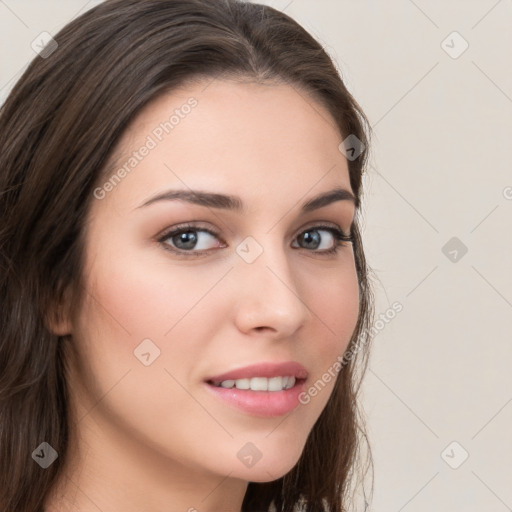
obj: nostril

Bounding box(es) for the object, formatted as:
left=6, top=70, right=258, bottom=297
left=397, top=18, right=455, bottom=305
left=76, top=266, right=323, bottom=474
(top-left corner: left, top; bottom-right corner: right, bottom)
left=254, top=326, right=274, bottom=332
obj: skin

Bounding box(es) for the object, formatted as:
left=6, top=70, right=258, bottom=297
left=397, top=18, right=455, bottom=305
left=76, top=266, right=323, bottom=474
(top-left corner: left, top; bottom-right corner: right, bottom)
left=45, top=78, right=360, bottom=512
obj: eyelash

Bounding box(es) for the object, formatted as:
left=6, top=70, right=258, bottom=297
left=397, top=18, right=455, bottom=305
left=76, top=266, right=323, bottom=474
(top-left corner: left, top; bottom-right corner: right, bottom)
left=157, top=222, right=353, bottom=258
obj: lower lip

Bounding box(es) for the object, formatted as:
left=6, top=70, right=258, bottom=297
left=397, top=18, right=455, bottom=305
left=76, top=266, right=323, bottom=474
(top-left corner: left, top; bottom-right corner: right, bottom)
left=204, top=380, right=306, bottom=417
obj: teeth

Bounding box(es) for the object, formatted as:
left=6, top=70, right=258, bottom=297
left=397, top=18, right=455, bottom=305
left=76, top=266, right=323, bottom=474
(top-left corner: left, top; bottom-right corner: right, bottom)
left=286, top=376, right=296, bottom=389
left=251, top=377, right=268, bottom=391
left=235, top=378, right=250, bottom=390
left=214, top=376, right=296, bottom=391
left=267, top=376, right=282, bottom=391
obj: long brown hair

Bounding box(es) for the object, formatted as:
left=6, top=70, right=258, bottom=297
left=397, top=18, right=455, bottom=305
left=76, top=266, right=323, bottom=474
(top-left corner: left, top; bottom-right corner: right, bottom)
left=0, top=1, right=374, bottom=510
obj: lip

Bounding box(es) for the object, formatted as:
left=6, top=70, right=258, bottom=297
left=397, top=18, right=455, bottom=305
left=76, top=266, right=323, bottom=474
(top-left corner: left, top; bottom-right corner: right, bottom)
left=204, top=361, right=308, bottom=418
left=205, top=361, right=308, bottom=384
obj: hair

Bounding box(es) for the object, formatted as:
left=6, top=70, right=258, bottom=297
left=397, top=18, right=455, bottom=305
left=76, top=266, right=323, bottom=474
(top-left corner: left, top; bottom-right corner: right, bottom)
left=0, top=1, right=375, bottom=510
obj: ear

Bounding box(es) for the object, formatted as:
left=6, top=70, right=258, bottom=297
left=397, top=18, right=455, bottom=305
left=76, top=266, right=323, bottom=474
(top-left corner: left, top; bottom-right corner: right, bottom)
left=45, top=285, right=74, bottom=336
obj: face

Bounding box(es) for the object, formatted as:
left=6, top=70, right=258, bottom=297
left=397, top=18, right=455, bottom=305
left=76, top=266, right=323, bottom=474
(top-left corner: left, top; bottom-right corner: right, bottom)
left=62, top=79, right=359, bottom=486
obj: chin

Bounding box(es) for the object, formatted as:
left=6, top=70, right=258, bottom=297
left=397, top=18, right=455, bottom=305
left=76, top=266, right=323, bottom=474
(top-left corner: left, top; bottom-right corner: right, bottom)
left=236, top=450, right=304, bottom=483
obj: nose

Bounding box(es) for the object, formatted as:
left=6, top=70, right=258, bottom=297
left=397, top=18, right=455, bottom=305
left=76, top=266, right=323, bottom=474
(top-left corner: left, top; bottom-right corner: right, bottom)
left=231, top=240, right=312, bottom=338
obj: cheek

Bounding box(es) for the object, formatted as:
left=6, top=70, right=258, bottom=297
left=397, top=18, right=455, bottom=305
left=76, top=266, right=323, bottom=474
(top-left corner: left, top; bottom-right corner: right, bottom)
left=294, top=258, right=359, bottom=412
left=82, top=250, right=221, bottom=342
left=71, top=253, right=229, bottom=452
left=309, top=256, right=360, bottom=351
left=75, top=246, right=230, bottom=395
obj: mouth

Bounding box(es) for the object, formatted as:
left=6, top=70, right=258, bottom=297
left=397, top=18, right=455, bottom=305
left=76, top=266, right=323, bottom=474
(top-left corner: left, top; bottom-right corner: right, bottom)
left=203, top=361, right=308, bottom=417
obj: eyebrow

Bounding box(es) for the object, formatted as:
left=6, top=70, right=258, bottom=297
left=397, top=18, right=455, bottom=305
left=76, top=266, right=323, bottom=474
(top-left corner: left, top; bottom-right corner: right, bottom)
left=136, top=186, right=358, bottom=213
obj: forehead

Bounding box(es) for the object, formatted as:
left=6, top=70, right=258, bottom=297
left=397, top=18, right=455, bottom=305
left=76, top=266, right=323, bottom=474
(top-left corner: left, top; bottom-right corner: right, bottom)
left=95, top=79, right=352, bottom=213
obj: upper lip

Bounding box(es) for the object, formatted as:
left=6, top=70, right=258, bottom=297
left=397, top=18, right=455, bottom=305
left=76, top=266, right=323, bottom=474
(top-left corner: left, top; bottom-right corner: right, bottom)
left=206, top=361, right=308, bottom=383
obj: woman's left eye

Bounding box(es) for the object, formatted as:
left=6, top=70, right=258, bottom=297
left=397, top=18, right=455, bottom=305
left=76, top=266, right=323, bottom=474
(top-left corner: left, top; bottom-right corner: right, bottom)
left=292, top=226, right=353, bottom=254
left=157, top=223, right=352, bottom=257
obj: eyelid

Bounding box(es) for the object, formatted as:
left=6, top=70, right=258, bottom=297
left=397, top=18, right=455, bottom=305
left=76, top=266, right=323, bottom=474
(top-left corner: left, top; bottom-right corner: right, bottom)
left=156, top=222, right=224, bottom=243
left=299, top=219, right=351, bottom=235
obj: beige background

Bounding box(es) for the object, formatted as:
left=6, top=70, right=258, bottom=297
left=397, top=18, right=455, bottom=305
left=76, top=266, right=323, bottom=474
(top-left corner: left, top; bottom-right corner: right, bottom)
left=1, top=1, right=511, bottom=510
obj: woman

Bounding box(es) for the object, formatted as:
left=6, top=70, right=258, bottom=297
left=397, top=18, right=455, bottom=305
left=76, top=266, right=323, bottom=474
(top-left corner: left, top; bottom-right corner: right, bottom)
left=0, top=0, right=374, bottom=510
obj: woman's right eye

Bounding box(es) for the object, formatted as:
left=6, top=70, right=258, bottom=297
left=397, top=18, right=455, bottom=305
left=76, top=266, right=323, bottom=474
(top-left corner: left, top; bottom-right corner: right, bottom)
left=158, top=224, right=225, bottom=256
